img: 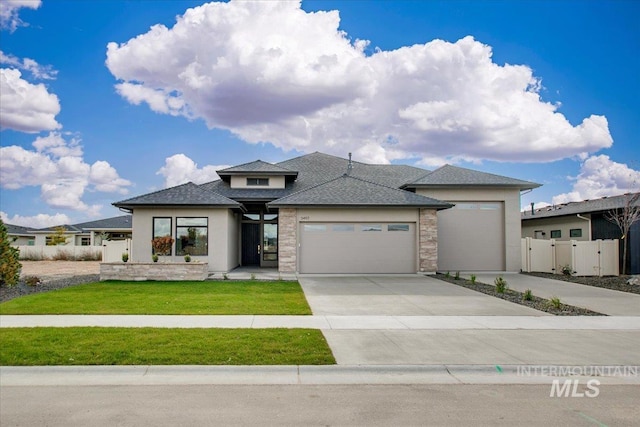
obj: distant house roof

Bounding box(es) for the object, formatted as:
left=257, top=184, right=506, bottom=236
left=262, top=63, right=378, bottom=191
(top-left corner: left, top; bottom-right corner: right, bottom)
left=405, top=164, right=540, bottom=190
left=114, top=182, right=241, bottom=209
left=73, top=215, right=132, bottom=230
left=268, top=174, right=453, bottom=209
left=4, top=223, right=36, bottom=236
left=522, top=192, right=640, bottom=220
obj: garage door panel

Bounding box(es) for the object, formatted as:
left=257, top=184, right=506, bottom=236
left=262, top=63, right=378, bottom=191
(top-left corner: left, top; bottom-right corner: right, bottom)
left=300, top=223, right=416, bottom=273
left=437, top=202, right=504, bottom=271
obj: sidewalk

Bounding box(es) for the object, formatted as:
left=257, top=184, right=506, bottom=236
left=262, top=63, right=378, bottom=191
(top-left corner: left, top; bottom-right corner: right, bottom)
left=468, top=273, right=640, bottom=316
left=2, top=314, right=640, bottom=329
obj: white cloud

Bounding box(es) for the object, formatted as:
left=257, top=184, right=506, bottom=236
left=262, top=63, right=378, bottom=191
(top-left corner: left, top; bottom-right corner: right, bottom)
left=1, top=211, right=71, bottom=229
left=157, top=154, right=230, bottom=188
left=0, top=132, right=132, bottom=212
left=106, top=0, right=613, bottom=165
left=552, top=155, right=640, bottom=204
left=0, top=0, right=41, bottom=32
left=0, top=51, right=57, bottom=80
left=0, top=68, right=61, bottom=132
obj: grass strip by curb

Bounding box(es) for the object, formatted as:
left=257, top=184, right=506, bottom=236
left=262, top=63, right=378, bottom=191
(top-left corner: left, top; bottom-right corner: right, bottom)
left=434, top=274, right=605, bottom=316
left=0, top=281, right=312, bottom=315
left=0, top=328, right=335, bottom=366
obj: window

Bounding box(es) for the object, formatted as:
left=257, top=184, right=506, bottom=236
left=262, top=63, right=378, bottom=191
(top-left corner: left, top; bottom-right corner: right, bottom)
left=550, top=230, right=562, bottom=238
left=332, top=224, right=354, bottom=232
left=152, top=217, right=172, bottom=255
left=246, top=178, right=269, bottom=186
left=570, top=228, right=582, bottom=238
left=176, top=218, right=208, bottom=256
left=361, top=225, right=382, bottom=232
left=263, top=223, right=278, bottom=261
left=303, top=224, right=326, bottom=232
left=81, top=237, right=91, bottom=246
left=388, top=224, right=410, bottom=232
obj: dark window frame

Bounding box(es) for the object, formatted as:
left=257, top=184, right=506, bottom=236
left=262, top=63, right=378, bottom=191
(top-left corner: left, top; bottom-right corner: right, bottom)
left=570, top=228, right=583, bottom=238
left=246, top=177, right=269, bottom=186
left=152, top=217, right=173, bottom=255
left=550, top=230, right=562, bottom=239
left=176, top=217, right=208, bottom=256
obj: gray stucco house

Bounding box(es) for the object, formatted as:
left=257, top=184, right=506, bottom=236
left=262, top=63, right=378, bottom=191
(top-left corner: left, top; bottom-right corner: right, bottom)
left=114, top=152, right=539, bottom=274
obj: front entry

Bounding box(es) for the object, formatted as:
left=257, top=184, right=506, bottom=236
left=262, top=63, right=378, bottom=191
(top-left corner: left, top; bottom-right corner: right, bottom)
left=241, top=223, right=261, bottom=265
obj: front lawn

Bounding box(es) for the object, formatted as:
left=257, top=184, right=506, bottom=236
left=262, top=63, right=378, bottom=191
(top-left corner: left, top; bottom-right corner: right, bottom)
left=0, top=281, right=311, bottom=315
left=0, top=327, right=335, bottom=365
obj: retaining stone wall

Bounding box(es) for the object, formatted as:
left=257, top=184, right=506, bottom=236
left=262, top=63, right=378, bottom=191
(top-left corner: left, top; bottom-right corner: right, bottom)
left=100, top=262, right=208, bottom=281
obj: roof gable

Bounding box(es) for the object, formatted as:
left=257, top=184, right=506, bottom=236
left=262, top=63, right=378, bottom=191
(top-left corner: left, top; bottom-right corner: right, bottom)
left=114, top=182, right=241, bottom=208
left=217, top=160, right=298, bottom=175
left=406, top=164, right=540, bottom=189
left=268, top=174, right=452, bottom=208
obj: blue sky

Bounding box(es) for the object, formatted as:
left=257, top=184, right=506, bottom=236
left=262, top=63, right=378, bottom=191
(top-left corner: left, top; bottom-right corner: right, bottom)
left=1, top=0, right=639, bottom=227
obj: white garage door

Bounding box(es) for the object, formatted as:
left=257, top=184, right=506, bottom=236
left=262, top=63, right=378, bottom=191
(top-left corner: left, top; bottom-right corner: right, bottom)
left=299, top=223, right=416, bottom=273
left=437, top=202, right=505, bottom=271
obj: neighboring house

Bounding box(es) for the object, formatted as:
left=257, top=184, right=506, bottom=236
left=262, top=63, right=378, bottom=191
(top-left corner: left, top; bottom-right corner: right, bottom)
left=7, top=215, right=132, bottom=247
left=115, top=152, right=538, bottom=274
left=521, top=193, right=640, bottom=274
left=5, top=224, right=37, bottom=246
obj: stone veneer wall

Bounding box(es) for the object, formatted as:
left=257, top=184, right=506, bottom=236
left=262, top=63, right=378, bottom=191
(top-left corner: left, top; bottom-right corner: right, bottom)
left=419, top=208, right=438, bottom=272
left=278, top=208, right=297, bottom=273
left=100, top=262, right=208, bottom=281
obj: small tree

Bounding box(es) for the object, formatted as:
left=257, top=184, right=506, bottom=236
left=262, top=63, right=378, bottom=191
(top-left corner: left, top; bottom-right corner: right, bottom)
left=151, top=236, right=174, bottom=256
left=47, top=226, right=68, bottom=246
left=605, top=192, right=640, bottom=275
left=0, top=219, right=21, bottom=287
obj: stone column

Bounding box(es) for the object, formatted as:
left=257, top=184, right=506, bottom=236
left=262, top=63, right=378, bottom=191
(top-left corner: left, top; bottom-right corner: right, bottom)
left=419, top=208, right=438, bottom=272
left=278, top=208, right=297, bottom=273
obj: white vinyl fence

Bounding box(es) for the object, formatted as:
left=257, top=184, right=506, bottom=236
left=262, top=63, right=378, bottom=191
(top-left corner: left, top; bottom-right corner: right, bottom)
left=521, top=238, right=619, bottom=276
left=102, top=239, right=132, bottom=263
left=17, top=245, right=102, bottom=261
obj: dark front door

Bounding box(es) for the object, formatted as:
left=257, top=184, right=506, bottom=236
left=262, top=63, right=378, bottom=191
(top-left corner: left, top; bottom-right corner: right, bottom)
left=242, top=223, right=261, bottom=265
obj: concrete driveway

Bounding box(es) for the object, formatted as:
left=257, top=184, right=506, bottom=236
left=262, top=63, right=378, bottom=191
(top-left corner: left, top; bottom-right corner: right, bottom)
left=298, top=275, right=547, bottom=316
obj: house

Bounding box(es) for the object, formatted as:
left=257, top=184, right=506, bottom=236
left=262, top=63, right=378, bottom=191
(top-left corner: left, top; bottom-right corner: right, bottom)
left=7, top=215, right=132, bottom=247
left=114, top=152, right=539, bottom=274
left=521, top=193, right=640, bottom=274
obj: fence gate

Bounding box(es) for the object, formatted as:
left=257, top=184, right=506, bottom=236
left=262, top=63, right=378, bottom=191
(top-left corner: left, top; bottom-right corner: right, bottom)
left=521, top=238, right=619, bottom=277
left=102, top=239, right=132, bottom=263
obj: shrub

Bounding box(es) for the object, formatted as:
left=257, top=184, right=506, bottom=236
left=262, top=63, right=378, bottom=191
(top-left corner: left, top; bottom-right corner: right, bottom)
left=184, top=254, right=191, bottom=263
left=548, top=296, right=562, bottom=309
left=494, top=276, right=508, bottom=293
left=52, top=250, right=73, bottom=261
left=0, top=219, right=21, bottom=287
left=523, top=289, right=533, bottom=301
left=470, top=274, right=476, bottom=284
left=223, top=273, right=229, bottom=280
left=561, top=264, right=574, bottom=276
left=152, top=254, right=159, bottom=263
left=122, top=252, right=129, bottom=263
left=23, top=275, right=41, bottom=286
left=77, top=250, right=101, bottom=261
left=20, top=251, right=44, bottom=261
left=444, top=271, right=450, bottom=278
left=151, top=236, right=174, bottom=256
left=454, top=271, right=460, bottom=280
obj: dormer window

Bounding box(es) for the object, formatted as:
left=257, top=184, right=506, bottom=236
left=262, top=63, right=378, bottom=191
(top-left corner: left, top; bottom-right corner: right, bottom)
left=247, top=178, right=269, bottom=186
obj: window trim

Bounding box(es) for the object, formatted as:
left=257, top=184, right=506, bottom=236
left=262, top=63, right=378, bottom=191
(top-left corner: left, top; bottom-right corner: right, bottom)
left=569, top=228, right=583, bottom=238
left=550, top=230, right=562, bottom=239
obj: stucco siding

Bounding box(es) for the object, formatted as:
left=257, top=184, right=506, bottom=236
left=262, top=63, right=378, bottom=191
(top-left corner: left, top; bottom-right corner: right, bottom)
left=522, top=215, right=591, bottom=241
left=131, top=208, right=233, bottom=272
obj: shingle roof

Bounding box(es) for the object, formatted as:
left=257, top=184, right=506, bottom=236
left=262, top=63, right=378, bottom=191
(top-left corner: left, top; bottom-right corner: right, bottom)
left=522, top=193, right=640, bottom=220
left=113, top=182, right=241, bottom=208
left=268, top=174, right=453, bottom=208
left=406, top=164, right=540, bottom=189
left=4, top=223, right=36, bottom=235
left=217, top=160, right=298, bottom=175
left=73, top=215, right=132, bottom=230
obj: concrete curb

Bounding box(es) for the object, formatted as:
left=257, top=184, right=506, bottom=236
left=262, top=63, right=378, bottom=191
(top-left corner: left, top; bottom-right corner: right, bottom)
left=2, top=365, right=638, bottom=386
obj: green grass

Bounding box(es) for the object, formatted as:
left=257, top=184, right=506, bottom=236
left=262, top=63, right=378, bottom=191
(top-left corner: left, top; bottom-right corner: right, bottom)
left=0, top=281, right=312, bottom=315
left=0, top=327, right=335, bottom=366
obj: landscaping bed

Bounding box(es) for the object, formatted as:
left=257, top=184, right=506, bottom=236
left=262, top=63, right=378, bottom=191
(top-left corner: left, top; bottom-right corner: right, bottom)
left=0, top=274, right=100, bottom=303
left=523, top=272, right=640, bottom=295
left=434, top=274, right=605, bottom=316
